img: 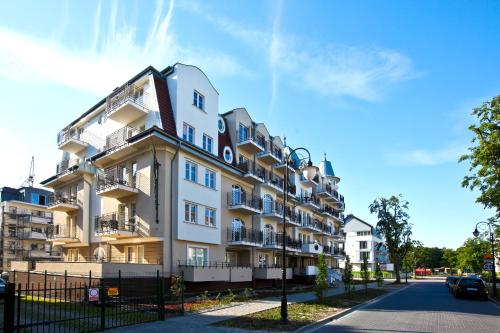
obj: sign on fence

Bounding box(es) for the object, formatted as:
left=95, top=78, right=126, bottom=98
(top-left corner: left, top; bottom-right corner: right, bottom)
left=108, top=287, right=119, bottom=296
left=88, top=287, right=99, bottom=302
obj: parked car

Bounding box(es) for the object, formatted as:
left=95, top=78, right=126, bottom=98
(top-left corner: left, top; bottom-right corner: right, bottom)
left=446, top=276, right=460, bottom=292
left=445, top=276, right=456, bottom=288
left=0, top=277, right=6, bottom=295
left=453, top=277, right=488, bottom=300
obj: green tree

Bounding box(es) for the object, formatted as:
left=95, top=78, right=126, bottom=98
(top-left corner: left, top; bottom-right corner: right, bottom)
left=456, top=237, right=490, bottom=273
left=402, top=240, right=423, bottom=278
left=361, top=256, right=370, bottom=293
left=375, top=262, right=384, bottom=288
left=369, top=195, right=413, bottom=283
left=314, top=253, right=328, bottom=302
left=442, top=248, right=457, bottom=268
left=459, top=95, right=500, bottom=212
left=342, top=255, right=354, bottom=293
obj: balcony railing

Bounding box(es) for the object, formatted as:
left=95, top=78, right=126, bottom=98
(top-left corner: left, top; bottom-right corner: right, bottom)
left=56, top=158, right=80, bottom=175
left=297, top=194, right=321, bottom=208
left=227, top=191, right=262, bottom=210
left=237, top=127, right=266, bottom=149
left=104, top=126, right=142, bottom=151
left=48, top=224, right=78, bottom=240
left=57, top=127, right=103, bottom=149
left=237, top=158, right=266, bottom=179
left=48, top=194, right=78, bottom=207
left=264, top=170, right=284, bottom=190
left=106, top=85, right=148, bottom=116
left=263, top=231, right=302, bottom=250
left=95, top=211, right=136, bottom=234
left=97, top=166, right=138, bottom=192
left=227, top=226, right=263, bottom=244
left=259, top=141, right=283, bottom=161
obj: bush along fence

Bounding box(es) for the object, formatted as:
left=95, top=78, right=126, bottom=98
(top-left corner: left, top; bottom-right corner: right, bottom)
left=351, top=271, right=395, bottom=279
left=2, top=269, right=185, bottom=333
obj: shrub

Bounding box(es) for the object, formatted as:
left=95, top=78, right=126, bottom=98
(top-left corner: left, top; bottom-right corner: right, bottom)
left=314, top=253, right=329, bottom=302
left=343, top=255, right=354, bottom=294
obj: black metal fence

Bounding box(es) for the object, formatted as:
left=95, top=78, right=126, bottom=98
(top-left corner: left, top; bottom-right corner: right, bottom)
left=2, top=270, right=185, bottom=332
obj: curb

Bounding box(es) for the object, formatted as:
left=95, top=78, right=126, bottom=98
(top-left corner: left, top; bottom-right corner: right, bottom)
left=294, top=284, right=412, bottom=333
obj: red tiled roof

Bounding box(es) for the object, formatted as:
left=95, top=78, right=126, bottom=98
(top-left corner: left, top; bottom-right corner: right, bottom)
left=153, top=75, right=177, bottom=136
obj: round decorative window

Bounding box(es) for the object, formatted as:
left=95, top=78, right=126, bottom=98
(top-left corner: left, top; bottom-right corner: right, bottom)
left=218, top=116, right=226, bottom=133
left=223, top=146, right=233, bottom=164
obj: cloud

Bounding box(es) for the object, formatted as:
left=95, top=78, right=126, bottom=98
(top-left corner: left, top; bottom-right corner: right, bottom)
left=385, top=142, right=468, bottom=166
left=0, top=0, right=250, bottom=96
left=181, top=2, right=417, bottom=102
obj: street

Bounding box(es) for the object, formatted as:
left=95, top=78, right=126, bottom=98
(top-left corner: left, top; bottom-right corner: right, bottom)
left=312, top=279, right=500, bottom=333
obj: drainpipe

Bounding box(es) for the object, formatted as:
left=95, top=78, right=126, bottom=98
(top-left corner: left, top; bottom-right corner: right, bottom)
left=170, top=142, right=181, bottom=276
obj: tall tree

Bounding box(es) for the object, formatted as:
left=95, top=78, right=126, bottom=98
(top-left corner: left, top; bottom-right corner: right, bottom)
left=342, top=255, right=354, bottom=293
left=441, top=248, right=457, bottom=268
left=456, top=237, right=490, bottom=273
left=459, top=95, right=500, bottom=212
left=402, top=240, right=423, bottom=277
left=361, top=256, right=370, bottom=294
left=369, top=195, right=413, bottom=283
left=314, top=253, right=328, bottom=302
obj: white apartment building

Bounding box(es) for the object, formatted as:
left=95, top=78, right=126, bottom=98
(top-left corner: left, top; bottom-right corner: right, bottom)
left=343, top=214, right=389, bottom=271
left=10, top=63, right=347, bottom=289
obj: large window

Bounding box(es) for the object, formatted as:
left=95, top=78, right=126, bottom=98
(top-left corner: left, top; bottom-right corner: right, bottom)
left=359, top=241, right=368, bottom=249
left=202, top=134, right=213, bottom=153
left=182, top=123, right=195, bottom=143
left=205, top=208, right=216, bottom=227
left=360, top=251, right=370, bottom=261
left=188, top=246, right=207, bottom=265
left=184, top=202, right=197, bottom=223
left=193, top=90, right=204, bottom=110
left=238, top=123, right=248, bottom=142
left=205, top=169, right=216, bottom=189
left=185, top=160, right=197, bottom=182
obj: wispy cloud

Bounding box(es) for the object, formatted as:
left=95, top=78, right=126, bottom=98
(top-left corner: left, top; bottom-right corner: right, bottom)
left=385, top=142, right=468, bottom=166
left=0, top=0, right=250, bottom=96
left=181, top=2, right=417, bottom=103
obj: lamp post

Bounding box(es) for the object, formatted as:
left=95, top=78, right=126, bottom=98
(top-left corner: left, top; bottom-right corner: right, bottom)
left=280, top=143, right=318, bottom=323
left=472, top=220, right=497, bottom=297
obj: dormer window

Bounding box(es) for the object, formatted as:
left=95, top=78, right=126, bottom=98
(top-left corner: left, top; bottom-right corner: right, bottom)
left=193, top=90, right=204, bottom=110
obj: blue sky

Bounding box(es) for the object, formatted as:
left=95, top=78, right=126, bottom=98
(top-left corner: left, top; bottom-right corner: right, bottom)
left=0, top=0, right=498, bottom=249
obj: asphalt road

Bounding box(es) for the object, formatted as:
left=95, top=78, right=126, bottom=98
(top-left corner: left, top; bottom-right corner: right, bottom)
left=312, top=279, right=500, bottom=333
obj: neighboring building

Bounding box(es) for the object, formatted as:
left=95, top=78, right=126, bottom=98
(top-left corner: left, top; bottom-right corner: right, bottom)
left=0, top=186, right=59, bottom=273
left=11, top=63, right=346, bottom=288
left=343, top=214, right=389, bottom=271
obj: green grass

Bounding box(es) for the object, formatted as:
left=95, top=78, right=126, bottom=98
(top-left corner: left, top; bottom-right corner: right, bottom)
left=214, top=289, right=386, bottom=331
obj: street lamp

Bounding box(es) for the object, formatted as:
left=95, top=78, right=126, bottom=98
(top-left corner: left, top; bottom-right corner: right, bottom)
left=472, top=220, right=497, bottom=298
left=280, top=143, right=318, bottom=323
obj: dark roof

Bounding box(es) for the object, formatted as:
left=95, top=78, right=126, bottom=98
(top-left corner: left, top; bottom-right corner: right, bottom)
left=153, top=75, right=177, bottom=136
left=217, top=117, right=235, bottom=165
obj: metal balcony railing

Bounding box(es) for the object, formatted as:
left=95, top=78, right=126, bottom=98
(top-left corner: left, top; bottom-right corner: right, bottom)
left=237, top=157, right=266, bottom=179
left=104, top=125, right=142, bottom=151
left=264, top=170, right=284, bottom=189
left=260, top=141, right=283, bottom=160
left=105, top=84, right=148, bottom=116
left=227, top=191, right=262, bottom=210
left=263, top=230, right=302, bottom=250
left=57, top=127, right=103, bottom=148
left=94, top=211, right=136, bottom=233
left=297, top=194, right=321, bottom=207
left=48, top=224, right=78, bottom=240
left=97, top=166, right=138, bottom=192
left=227, top=226, right=263, bottom=244
left=237, top=126, right=266, bottom=149
left=56, top=158, right=80, bottom=175
left=48, top=194, right=78, bottom=207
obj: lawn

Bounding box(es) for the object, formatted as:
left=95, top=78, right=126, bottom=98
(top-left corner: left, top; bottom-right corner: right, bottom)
left=214, top=289, right=387, bottom=332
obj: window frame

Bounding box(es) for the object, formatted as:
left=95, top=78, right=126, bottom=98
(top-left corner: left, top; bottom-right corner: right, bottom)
left=202, top=134, right=213, bottom=153
left=184, top=202, right=198, bottom=224
left=204, top=168, right=216, bottom=189
left=182, top=123, right=195, bottom=143
left=185, top=160, right=198, bottom=182
left=193, top=90, right=205, bottom=110
left=204, top=207, right=216, bottom=227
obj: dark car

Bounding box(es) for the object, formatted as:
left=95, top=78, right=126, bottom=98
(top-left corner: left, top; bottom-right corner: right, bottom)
left=0, top=277, right=5, bottom=295
left=453, top=277, right=488, bottom=300
left=445, top=276, right=457, bottom=288
left=447, top=276, right=460, bottom=292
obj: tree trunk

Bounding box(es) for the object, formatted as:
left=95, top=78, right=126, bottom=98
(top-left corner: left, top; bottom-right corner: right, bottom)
left=394, top=259, right=401, bottom=283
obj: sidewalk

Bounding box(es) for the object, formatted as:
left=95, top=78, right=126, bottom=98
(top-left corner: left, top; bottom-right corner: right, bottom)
left=109, top=282, right=389, bottom=333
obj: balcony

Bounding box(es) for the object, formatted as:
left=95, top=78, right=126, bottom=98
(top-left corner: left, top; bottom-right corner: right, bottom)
left=294, top=265, right=318, bottom=276
left=94, top=211, right=136, bottom=238
left=302, top=242, right=323, bottom=254
left=178, top=261, right=231, bottom=282
left=277, top=209, right=302, bottom=227
left=96, top=167, right=140, bottom=199
left=262, top=201, right=286, bottom=221
left=47, top=195, right=79, bottom=212
left=236, top=127, right=265, bottom=154
left=227, top=226, right=263, bottom=246
left=316, top=184, right=334, bottom=199
left=257, top=141, right=282, bottom=165
left=263, top=231, right=302, bottom=252
left=57, top=128, right=89, bottom=154
left=236, top=158, right=265, bottom=184
left=105, top=85, right=149, bottom=124
left=227, top=191, right=262, bottom=214
left=300, top=174, right=319, bottom=187
left=299, top=216, right=323, bottom=233
left=96, top=126, right=145, bottom=167
left=297, top=195, right=321, bottom=210
left=273, top=161, right=295, bottom=174
left=17, top=231, right=48, bottom=240
left=253, top=266, right=293, bottom=279
left=332, top=248, right=346, bottom=257
left=48, top=224, right=79, bottom=244
left=44, top=159, right=95, bottom=187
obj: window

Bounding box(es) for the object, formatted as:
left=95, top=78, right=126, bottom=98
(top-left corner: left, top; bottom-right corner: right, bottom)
left=188, top=246, right=207, bottom=265
left=125, top=246, right=136, bottom=263
left=218, top=116, right=226, bottom=133
left=360, top=251, right=370, bottom=260
left=205, top=169, right=216, bottom=189
left=202, top=134, right=213, bottom=153
left=263, top=194, right=273, bottom=214
left=193, top=90, right=204, bottom=110
left=238, top=123, right=248, bottom=142
left=183, top=123, right=195, bottom=143
left=131, top=162, right=137, bottom=186
left=357, top=231, right=371, bottom=236
left=184, top=203, right=197, bottom=223
left=205, top=208, right=216, bottom=227
left=68, top=249, right=79, bottom=262
left=359, top=241, right=368, bottom=249
left=223, top=146, right=233, bottom=163
left=185, top=160, right=197, bottom=182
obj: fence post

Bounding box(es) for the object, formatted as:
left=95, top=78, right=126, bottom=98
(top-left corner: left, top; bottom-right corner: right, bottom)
left=4, top=283, right=15, bottom=332
left=100, top=282, right=106, bottom=330
left=157, top=270, right=165, bottom=321
left=181, top=271, right=185, bottom=316
left=118, top=270, right=122, bottom=312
